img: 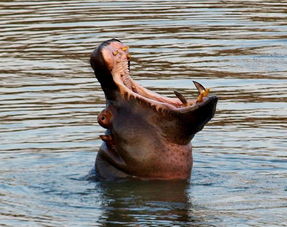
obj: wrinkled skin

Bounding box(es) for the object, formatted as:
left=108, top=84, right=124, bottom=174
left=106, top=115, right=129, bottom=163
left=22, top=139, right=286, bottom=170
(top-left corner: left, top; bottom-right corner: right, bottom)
left=90, top=39, right=217, bottom=180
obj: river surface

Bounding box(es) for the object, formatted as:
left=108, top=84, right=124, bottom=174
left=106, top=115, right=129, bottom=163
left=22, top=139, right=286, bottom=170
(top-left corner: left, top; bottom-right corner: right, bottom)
left=1, top=1, right=287, bottom=226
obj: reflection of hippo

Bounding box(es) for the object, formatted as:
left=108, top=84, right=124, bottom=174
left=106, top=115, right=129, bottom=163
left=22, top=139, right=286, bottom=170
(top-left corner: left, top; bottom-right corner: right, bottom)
left=96, top=180, right=200, bottom=225
left=90, top=39, right=217, bottom=180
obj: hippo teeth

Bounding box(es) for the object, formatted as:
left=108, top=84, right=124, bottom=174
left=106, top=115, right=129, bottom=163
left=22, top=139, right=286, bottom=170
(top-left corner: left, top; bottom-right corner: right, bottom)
left=121, top=46, right=129, bottom=51
left=193, top=81, right=206, bottom=94
left=174, top=91, right=188, bottom=106
left=193, top=81, right=210, bottom=103
left=174, top=81, right=211, bottom=106
left=102, top=40, right=212, bottom=110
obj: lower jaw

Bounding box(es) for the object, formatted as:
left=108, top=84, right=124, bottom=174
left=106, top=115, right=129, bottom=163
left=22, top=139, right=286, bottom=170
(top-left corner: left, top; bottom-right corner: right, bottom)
left=97, top=149, right=193, bottom=181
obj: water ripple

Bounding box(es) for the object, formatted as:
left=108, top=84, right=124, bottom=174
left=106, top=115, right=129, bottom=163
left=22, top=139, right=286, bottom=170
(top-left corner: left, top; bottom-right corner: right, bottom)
left=0, top=0, right=286, bottom=226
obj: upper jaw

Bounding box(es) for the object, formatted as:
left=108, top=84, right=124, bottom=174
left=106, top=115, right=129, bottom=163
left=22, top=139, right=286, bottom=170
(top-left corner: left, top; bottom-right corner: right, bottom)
left=92, top=39, right=216, bottom=114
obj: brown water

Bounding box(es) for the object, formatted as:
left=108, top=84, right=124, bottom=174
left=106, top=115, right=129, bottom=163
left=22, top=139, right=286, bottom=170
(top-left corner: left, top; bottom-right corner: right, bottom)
left=1, top=0, right=287, bottom=226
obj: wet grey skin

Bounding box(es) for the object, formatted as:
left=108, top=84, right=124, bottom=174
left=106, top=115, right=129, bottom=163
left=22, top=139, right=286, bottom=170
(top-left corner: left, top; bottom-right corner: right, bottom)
left=90, top=39, right=217, bottom=180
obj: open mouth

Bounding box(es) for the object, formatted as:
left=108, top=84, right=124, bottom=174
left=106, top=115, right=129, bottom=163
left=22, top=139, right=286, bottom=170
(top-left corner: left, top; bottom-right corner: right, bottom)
left=99, top=40, right=214, bottom=113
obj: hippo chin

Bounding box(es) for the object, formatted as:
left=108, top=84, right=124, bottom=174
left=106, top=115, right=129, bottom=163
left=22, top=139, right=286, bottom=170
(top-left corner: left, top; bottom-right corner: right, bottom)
left=90, top=39, right=217, bottom=180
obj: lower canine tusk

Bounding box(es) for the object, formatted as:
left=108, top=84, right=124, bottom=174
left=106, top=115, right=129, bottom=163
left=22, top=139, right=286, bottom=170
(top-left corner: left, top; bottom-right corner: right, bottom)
left=174, top=91, right=188, bottom=106
left=196, top=88, right=210, bottom=102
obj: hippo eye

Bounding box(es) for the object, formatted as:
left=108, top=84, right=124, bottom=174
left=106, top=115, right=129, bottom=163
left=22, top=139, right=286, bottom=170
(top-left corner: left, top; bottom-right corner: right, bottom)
left=101, top=116, right=105, bottom=121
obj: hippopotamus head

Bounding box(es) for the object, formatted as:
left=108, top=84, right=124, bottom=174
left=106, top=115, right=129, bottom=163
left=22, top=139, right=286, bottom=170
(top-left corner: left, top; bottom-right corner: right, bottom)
left=90, top=39, right=217, bottom=180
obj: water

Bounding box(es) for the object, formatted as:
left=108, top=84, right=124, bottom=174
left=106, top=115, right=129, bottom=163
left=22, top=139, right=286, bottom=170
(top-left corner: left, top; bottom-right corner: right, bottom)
left=0, top=0, right=287, bottom=226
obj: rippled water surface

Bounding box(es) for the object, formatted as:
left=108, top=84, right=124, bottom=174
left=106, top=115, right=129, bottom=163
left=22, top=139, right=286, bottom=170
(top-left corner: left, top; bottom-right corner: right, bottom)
left=1, top=1, right=287, bottom=226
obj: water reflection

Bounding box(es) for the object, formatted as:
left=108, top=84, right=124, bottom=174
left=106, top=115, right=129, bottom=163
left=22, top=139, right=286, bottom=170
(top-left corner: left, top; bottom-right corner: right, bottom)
left=97, top=180, right=201, bottom=226
left=1, top=0, right=287, bottom=226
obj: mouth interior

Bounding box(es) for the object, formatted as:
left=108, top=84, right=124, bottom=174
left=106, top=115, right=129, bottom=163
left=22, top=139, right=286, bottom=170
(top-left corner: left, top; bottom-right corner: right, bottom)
left=120, top=66, right=184, bottom=108
left=103, top=41, right=206, bottom=111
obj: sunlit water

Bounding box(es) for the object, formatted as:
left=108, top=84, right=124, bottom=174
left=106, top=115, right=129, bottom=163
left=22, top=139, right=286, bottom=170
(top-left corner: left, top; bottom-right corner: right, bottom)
left=1, top=1, right=287, bottom=226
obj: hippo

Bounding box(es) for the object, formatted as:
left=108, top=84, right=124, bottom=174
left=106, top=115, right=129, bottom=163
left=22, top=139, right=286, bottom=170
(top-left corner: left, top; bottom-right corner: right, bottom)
left=90, top=39, right=217, bottom=180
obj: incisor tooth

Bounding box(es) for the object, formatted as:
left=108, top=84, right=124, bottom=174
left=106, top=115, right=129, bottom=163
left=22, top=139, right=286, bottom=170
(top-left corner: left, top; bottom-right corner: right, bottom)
left=121, top=46, right=129, bottom=51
